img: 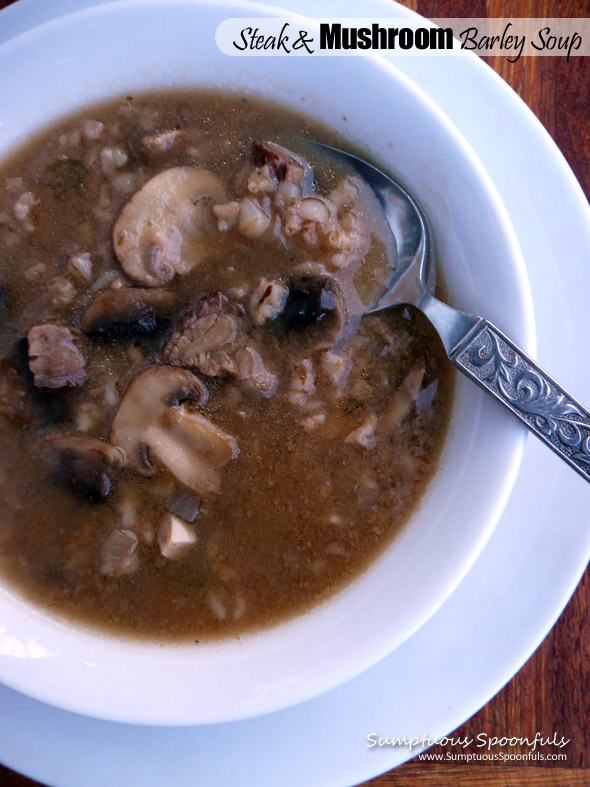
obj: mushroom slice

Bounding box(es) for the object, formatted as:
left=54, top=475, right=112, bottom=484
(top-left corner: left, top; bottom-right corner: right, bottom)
left=143, top=425, right=223, bottom=496
left=163, top=407, right=238, bottom=466
left=43, top=435, right=126, bottom=502
left=110, top=366, right=237, bottom=497
left=113, top=167, right=226, bottom=287
left=110, top=366, right=208, bottom=473
left=82, top=286, right=176, bottom=338
left=158, top=513, right=197, bottom=561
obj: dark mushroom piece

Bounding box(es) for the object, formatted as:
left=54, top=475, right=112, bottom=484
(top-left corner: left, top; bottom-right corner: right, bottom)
left=279, top=276, right=346, bottom=349
left=82, top=286, right=176, bottom=338
left=28, top=324, right=86, bottom=390
left=43, top=435, right=126, bottom=503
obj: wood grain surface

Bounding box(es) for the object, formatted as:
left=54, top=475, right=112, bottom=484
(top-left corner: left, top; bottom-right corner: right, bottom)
left=0, top=1, right=588, bottom=786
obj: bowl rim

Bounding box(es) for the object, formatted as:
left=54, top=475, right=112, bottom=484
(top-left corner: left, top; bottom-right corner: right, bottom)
left=0, top=0, right=533, bottom=725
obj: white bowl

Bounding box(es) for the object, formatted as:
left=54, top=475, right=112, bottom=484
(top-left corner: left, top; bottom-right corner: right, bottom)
left=0, top=0, right=533, bottom=725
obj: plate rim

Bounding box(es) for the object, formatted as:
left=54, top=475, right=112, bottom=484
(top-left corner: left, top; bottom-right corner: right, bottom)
left=0, top=0, right=588, bottom=785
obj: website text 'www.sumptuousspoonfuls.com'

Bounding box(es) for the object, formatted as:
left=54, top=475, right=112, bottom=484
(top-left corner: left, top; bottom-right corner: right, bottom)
left=417, top=750, right=568, bottom=762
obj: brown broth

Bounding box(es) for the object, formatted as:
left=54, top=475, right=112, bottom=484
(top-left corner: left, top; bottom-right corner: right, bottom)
left=0, top=91, right=453, bottom=640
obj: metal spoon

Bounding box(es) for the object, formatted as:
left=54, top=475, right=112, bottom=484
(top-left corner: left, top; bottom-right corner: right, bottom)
left=310, top=142, right=590, bottom=483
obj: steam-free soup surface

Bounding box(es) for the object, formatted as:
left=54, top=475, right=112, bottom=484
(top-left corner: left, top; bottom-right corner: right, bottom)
left=0, top=91, right=453, bottom=639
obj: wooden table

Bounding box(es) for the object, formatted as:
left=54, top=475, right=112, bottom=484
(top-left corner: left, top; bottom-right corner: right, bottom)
left=0, top=0, right=588, bottom=785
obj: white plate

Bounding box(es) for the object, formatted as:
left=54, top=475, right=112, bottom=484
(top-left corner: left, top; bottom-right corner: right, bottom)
left=0, top=0, right=589, bottom=785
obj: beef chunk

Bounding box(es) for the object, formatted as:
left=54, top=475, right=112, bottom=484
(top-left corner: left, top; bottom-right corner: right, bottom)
left=27, top=324, right=86, bottom=389
left=162, top=292, right=247, bottom=377
left=253, top=140, right=309, bottom=185
left=162, top=292, right=276, bottom=396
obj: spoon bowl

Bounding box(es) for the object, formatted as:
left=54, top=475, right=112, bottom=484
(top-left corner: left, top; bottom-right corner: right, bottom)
left=315, top=141, right=590, bottom=485
left=308, top=141, right=433, bottom=303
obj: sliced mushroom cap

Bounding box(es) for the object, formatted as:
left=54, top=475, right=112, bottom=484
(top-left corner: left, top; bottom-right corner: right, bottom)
left=111, top=366, right=208, bottom=472
left=82, top=286, right=176, bottom=338
left=141, top=424, right=224, bottom=496
left=113, top=167, right=226, bottom=287
left=163, top=407, right=238, bottom=464
left=110, top=366, right=237, bottom=497
left=43, top=435, right=126, bottom=502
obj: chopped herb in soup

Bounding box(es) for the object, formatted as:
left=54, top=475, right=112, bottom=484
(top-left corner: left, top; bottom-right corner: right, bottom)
left=0, top=91, right=453, bottom=639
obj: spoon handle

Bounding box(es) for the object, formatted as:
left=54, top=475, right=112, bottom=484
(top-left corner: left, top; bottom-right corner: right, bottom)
left=450, top=317, right=590, bottom=483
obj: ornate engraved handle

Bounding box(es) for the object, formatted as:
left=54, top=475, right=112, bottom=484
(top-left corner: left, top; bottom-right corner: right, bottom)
left=451, top=319, right=590, bottom=482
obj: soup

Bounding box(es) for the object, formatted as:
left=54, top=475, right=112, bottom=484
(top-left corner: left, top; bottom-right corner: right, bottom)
left=0, top=91, right=453, bottom=639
